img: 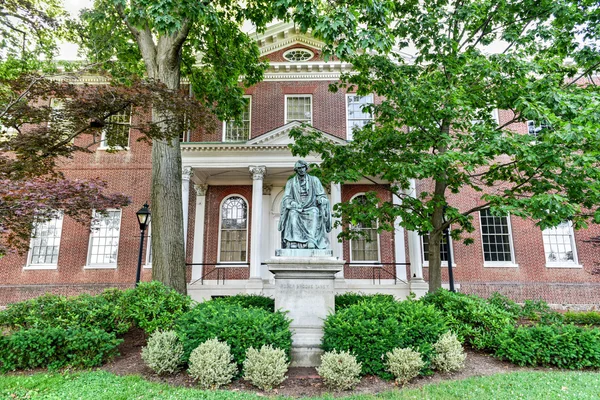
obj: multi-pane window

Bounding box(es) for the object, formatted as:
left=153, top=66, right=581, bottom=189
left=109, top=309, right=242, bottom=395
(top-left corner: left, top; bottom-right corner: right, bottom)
left=224, top=97, right=251, bottom=142
left=27, top=213, right=64, bottom=267
left=219, top=196, right=248, bottom=263
left=346, top=94, right=373, bottom=140
left=285, top=95, right=312, bottom=124
left=349, top=195, right=379, bottom=262
left=480, top=209, right=514, bottom=263
left=421, top=234, right=451, bottom=264
left=542, top=221, right=578, bottom=265
left=87, top=210, right=122, bottom=267
left=100, top=105, right=131, bottom=149
left=527, top=120, right=551, bottom=138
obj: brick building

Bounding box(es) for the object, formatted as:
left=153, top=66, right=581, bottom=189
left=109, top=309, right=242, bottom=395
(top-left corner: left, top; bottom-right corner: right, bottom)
left=2, top=22, right=599, bottom=308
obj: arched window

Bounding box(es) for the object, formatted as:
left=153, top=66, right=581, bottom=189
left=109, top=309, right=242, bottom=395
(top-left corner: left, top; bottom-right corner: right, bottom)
left=349, top=194, right=380, bottom=262
left=219, top=196, right=248, bottom=263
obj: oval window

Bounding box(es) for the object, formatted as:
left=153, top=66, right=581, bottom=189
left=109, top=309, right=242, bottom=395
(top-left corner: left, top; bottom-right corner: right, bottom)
left=283, top=48, right=314, bottom=62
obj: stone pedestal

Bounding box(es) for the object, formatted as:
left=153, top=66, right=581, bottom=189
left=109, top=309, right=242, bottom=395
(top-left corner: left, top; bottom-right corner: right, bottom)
left=266, top=254, right=344, bottom=367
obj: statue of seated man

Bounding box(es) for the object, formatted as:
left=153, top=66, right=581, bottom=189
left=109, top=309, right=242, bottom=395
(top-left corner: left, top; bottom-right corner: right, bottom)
left=278, top=160, right=332, bottom=249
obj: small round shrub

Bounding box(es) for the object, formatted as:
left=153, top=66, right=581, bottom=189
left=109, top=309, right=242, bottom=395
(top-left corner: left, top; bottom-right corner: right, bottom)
left=431, top=331, right=466, bottom=373
left=385, top=347, right=425, bottom=386
left=175, top=302, right=292, bottom=368
left=243, top=345, right=288, bottom=391
left=317, top=350, right=362, bottom=391
left=123, top=281, right=192, bottom=334
left=141, top=330, right=184, bottom=375
left=322, top=298, right=447, bottom=378
left=188, top=338, right=238, bottom=389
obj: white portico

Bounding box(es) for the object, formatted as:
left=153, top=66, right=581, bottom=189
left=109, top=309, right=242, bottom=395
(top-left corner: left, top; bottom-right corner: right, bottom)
left=181, top=122, right=425, bottom=301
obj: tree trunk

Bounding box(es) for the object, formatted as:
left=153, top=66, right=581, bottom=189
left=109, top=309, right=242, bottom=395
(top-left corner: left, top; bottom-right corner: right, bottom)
left=428, top=208, right=444, bottom=292
left=149, top=38, right=187, bottom=294
left=428, top=120, right=450, bottom=293
left=131, top=29, right=189, bottom=294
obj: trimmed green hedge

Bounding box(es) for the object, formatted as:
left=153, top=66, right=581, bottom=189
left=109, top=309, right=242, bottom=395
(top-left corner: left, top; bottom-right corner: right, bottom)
left=0, top=282, right=192, bottom=337
left=322, top=298, right=448, bottom=379
left=0, top=327, right=122, bottom=372
left=335, top=292, right=396, bottom=310
left=422, top=290, right=515, bottom=349
left=494, top=324, right=600, bottom=369
left=564, top=311, right=600, bottom=326
left=122, top=281, right=192, bottom=334
left=0, top=292, right=130, bottom=335
left=175, top=302, right=292, bottom=369
left=211, top=294, right=275, bottom=312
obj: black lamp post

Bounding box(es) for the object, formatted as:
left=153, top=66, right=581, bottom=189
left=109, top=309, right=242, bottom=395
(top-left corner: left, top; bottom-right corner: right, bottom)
left=443, top=205, right=455, bottom=292
left=135, top=203, right=151, bottom=286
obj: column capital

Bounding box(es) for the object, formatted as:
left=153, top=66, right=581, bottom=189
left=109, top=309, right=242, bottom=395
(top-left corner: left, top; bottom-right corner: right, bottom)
left=249, top=165, right=267, bottom=180
left=194, top=183, right=208, bottom=196
left=182, top=166, right=193, bottom=181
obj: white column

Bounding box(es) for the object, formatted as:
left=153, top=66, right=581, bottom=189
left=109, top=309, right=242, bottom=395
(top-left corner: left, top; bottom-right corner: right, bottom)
left=182, top=167, right=192, bottom=252
left=330, top=183, right=344, bottom=279
left=404, top=179, right=424, bottom=281
left=392, top=184, right=408, bottom=282
left=192, top=184, right=208, bottom=282
left=249, top=166, right=266, bottom=283
left=191, top=184, right=208, bottom=282
left=261, top=184, right=273, bottom=279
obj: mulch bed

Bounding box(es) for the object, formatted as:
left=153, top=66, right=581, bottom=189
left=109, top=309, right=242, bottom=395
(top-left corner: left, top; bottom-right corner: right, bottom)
left=98, top=328, right=551, bottom=398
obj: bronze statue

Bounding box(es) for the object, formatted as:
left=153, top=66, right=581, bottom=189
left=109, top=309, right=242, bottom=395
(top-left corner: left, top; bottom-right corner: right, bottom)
left=279, top=160, right=332, bottom=249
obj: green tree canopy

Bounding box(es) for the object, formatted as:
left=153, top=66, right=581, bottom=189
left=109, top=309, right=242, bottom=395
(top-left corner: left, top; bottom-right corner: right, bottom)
left=76, top=0, right=293, bottom=293
left=286, top=0, right=600, bottom=291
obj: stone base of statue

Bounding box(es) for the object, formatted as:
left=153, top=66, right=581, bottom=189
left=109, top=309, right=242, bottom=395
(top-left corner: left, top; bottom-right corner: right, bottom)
left=267, top=252, right=344, bottom=367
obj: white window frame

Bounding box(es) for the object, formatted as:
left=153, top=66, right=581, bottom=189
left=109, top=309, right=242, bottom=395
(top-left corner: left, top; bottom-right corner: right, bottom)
left=421, top=233, right=455, bottom=267
left=284, top=94, right=313, bottom=125
left=542, top=221, right=582, bottom=268
left=222, top=95, right=251, bottom=142
left=346, top=93, right=374, bottom=141
left=217, top=194, right=249, bottom=265
left=348, top=193, right=381, bottom=265
left=98, top=106, right=132, bottom=150
left=85, top=209, right=122, bottom=269
left=25, top=212, right=64, bottom=270
left=526, top=120, right=551, bottom=138
left=479, top=209, right=518, bottom=268
left=472, top=108, right=499, bottom=126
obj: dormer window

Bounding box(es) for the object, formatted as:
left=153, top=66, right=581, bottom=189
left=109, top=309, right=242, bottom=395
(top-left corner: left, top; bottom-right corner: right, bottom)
left=283, top=48, right=314, bottom=62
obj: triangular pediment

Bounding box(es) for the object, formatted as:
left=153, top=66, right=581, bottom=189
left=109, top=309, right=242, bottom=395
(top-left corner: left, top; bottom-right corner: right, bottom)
left=250, top=22, right=326, bottom=57
left=247, top=121, right=347, bottom=146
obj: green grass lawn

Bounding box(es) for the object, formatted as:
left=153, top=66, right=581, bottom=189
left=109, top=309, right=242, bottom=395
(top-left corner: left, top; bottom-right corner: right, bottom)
left=0, top=370, right=598, bottom=399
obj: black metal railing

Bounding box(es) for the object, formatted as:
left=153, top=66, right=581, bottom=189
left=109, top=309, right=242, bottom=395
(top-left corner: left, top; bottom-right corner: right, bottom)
left=187, top=263, right=249, bottom=285
left=187, top=262, right=410, bottom=286
left=343, top=262, right=410, bottom=285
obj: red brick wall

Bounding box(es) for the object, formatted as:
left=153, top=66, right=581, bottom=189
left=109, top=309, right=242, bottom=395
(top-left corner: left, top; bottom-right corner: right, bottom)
left=0, top=106, right=155, bottom=303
